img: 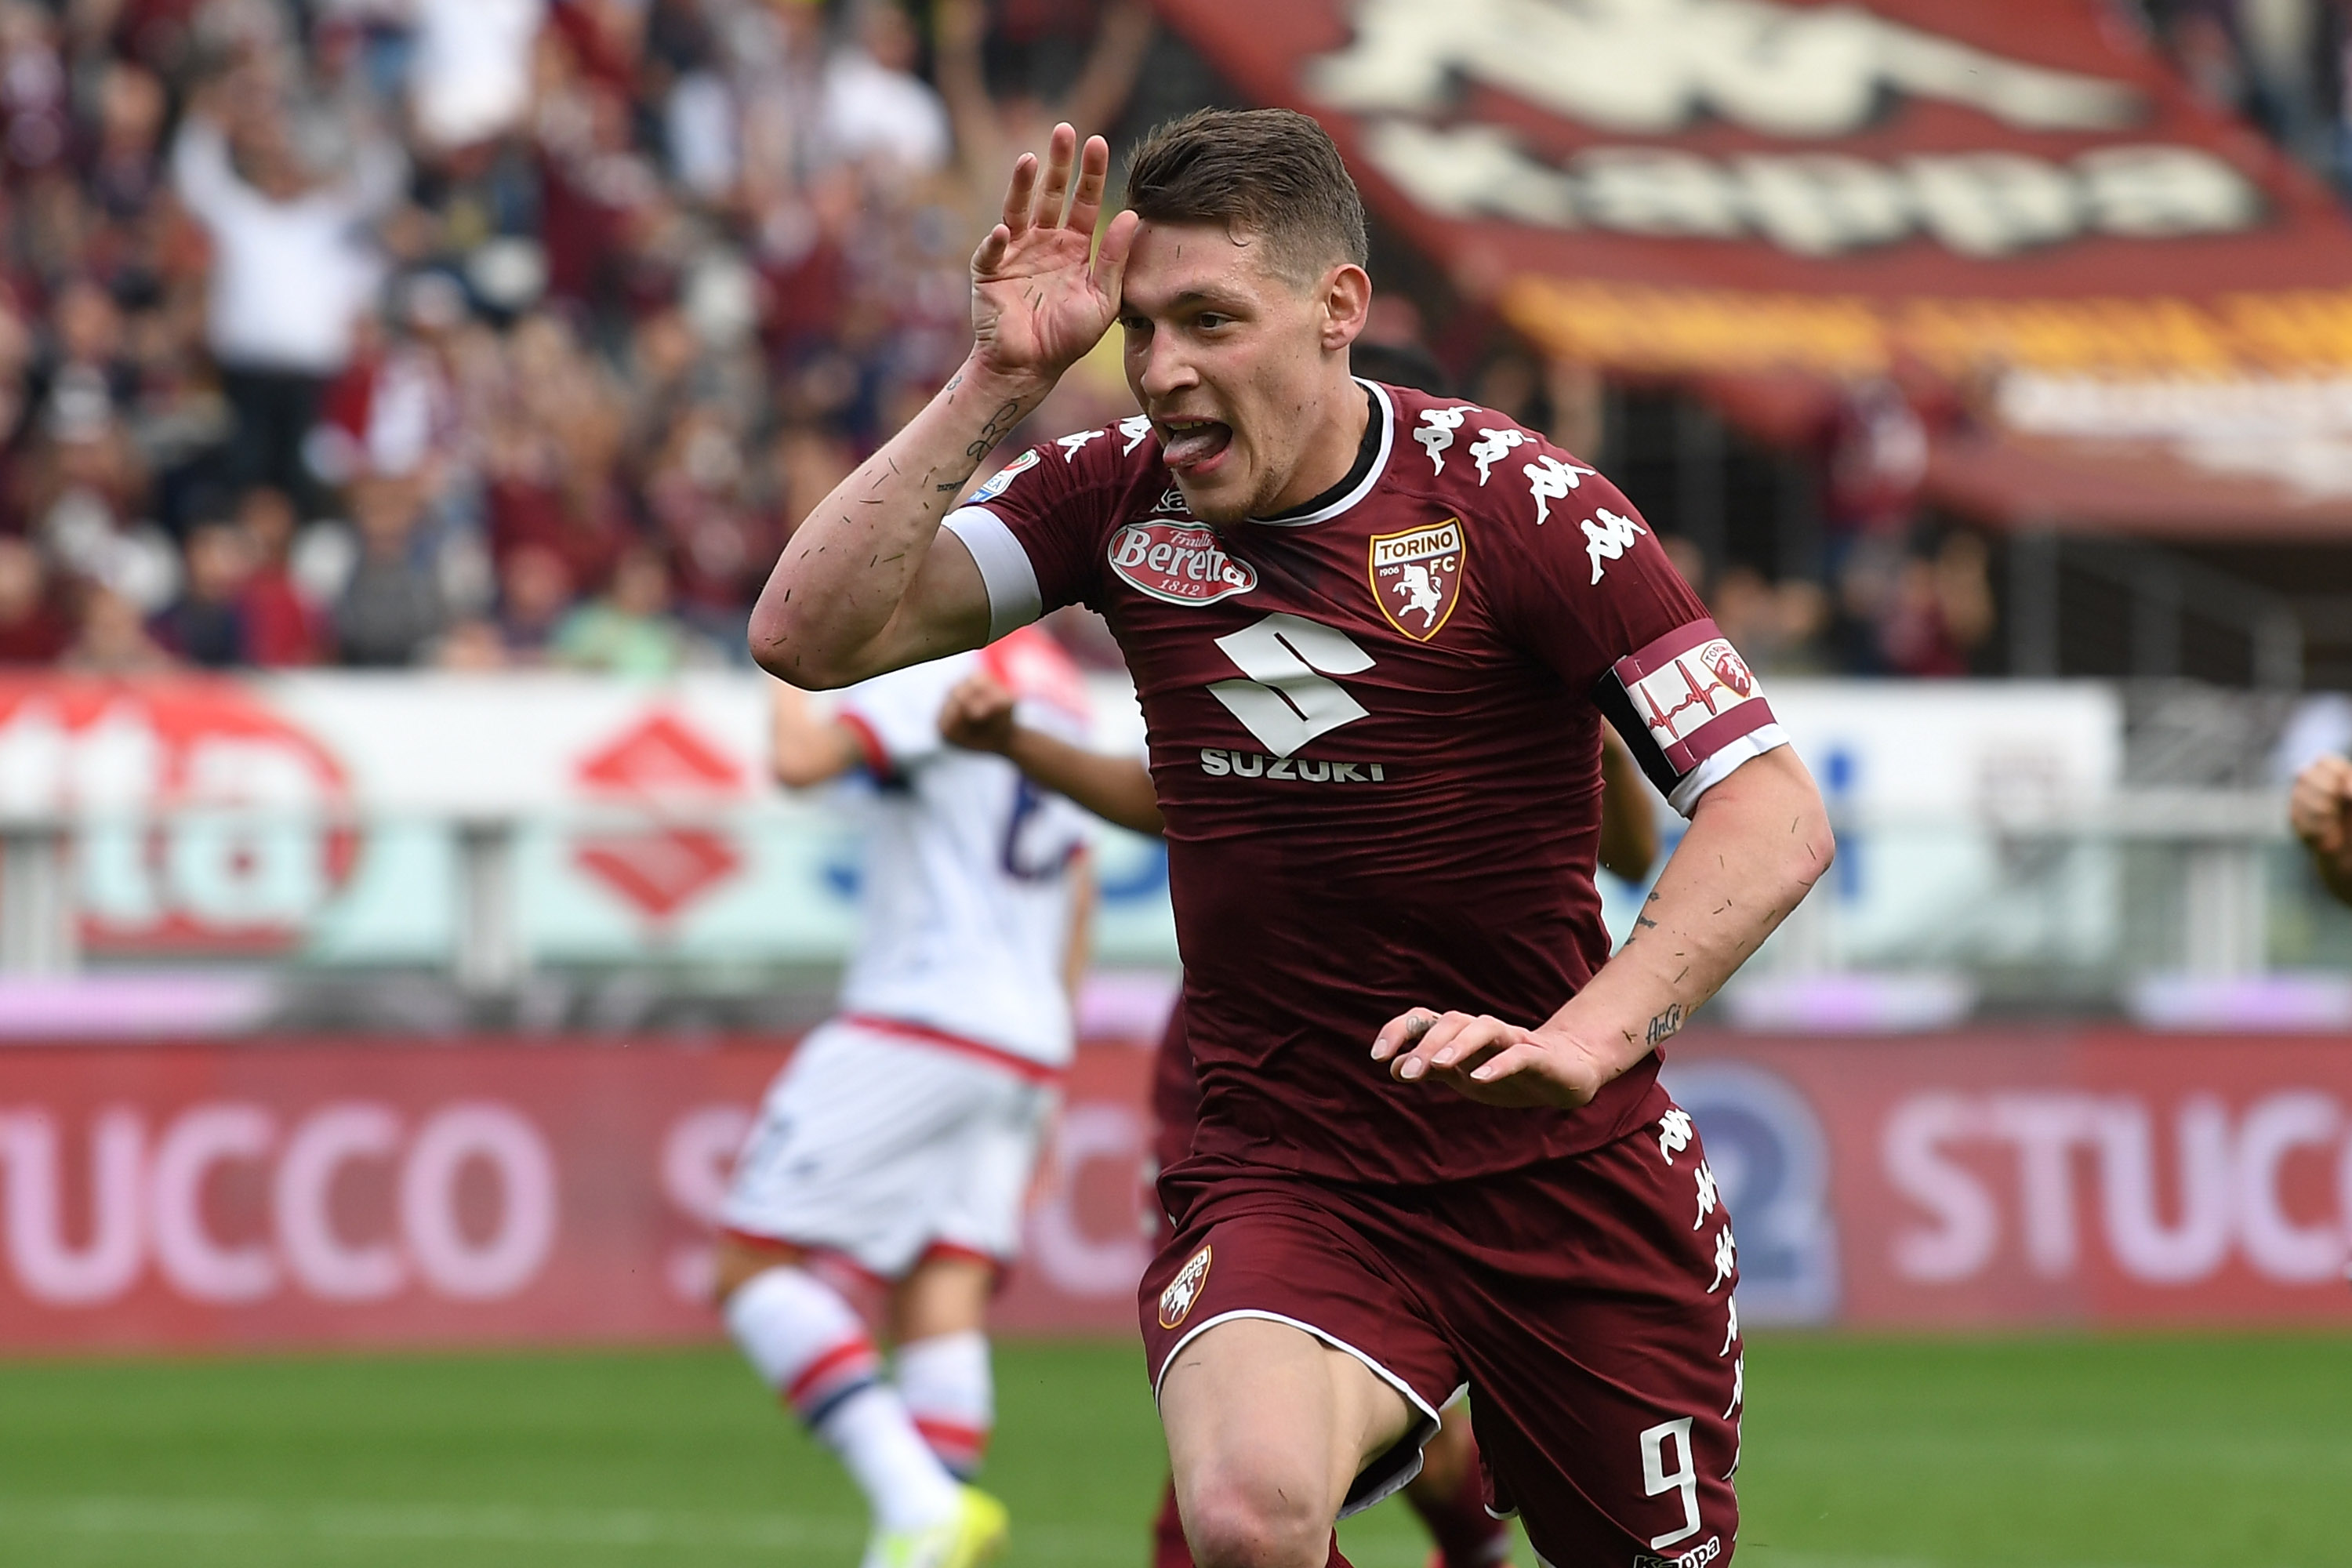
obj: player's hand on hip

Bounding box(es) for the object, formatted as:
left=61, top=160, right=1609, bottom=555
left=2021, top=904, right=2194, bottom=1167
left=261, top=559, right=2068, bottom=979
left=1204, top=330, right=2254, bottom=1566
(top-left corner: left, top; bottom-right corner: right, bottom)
left=2288, top=755, right=2352, bottom=857
left=939, top=672, right=1018, bottom=753
left=1370, top=1009, right=1610, bottom=1110
left=971, top=123, right=1139, bottom=385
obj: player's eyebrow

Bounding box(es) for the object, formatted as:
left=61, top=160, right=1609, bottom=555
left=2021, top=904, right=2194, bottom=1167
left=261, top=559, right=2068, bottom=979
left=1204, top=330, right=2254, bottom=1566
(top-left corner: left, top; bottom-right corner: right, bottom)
left=1129, top=286, right=1252, bottom=318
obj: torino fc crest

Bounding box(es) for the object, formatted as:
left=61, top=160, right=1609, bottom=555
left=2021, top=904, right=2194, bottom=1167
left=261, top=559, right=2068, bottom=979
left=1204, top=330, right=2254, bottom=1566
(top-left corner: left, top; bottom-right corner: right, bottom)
left=1159, top=1244, right=1213, bottom=1329
left=1368, top=519, right=1465, bottom=641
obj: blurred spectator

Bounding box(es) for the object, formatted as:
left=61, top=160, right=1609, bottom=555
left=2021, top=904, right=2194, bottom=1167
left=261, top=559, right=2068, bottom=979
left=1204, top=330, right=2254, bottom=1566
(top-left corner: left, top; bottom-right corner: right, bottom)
left=234, top=486, right=323, bottom=666
left=494, top=541, right=575, bottom=661
left=171, top=79, right=404, bottom=509
left=63, top=580, right=174, bottom=673
left=333, top=472, right=445, bottom=666
left=0, top=535, right=70, bottom=662
left=1709, top=565, right=1831, bottom=677
left=551, top=541, right=712, bottom=674
left=152, top=518, right=253, bottom=666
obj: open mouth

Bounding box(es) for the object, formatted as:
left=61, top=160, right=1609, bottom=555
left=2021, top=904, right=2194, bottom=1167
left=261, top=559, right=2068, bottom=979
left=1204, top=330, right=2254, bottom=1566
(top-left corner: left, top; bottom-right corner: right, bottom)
left=1157, top=418, right=1233, bottom=474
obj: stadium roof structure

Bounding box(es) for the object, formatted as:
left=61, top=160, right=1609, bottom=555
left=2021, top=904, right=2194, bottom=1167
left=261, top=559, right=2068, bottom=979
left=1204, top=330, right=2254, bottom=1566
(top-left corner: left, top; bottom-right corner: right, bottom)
left=1154, top=0, right=2352, bottom=538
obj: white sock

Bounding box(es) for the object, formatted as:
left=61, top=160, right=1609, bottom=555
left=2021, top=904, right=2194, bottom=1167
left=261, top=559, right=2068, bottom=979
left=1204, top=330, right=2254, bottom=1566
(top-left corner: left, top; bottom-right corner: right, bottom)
left=896, top=1330, right=994, bottom=1479
left=725, top=1267, right=962, bottom=1532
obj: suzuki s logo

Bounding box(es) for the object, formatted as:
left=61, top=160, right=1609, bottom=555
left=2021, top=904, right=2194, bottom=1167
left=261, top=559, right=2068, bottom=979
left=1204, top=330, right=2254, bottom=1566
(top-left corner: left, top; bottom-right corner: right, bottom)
left=1109, top=521, right=1258, bottom=606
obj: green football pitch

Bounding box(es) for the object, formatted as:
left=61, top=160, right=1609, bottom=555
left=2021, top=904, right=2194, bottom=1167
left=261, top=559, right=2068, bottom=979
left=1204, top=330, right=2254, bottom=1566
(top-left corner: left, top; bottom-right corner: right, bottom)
left=0, top=1333, right=2343, bottom=1568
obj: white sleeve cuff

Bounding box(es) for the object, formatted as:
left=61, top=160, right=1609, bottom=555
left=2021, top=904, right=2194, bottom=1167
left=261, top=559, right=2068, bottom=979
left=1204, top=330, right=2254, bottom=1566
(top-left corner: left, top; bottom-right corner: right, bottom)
left=943, top=506, right=1044, bottom=641
left=1665, top=723, right=1790, bottom=818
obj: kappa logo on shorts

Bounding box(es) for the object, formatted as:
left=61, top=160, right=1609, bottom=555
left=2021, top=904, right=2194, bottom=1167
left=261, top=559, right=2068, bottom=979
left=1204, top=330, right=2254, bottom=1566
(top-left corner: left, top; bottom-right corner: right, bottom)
left=1632, top=1537, right=1722, bottom=1568
left=1158, top=1243, right=1213, bottom=1329
left=1368, top=519, right=1465, bottom=641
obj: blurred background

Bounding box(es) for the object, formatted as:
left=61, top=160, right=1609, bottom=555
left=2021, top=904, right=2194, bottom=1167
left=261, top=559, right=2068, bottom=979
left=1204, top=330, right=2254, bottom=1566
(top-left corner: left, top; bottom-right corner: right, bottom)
left=0, top=1, right=2348, bottom=1565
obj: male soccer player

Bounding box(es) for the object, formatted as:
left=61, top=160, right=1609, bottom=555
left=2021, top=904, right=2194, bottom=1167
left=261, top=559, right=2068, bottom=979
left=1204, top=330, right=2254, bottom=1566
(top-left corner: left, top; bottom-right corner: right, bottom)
left=939, top=667, right=1661, bottom=1568
left=747, top=109, right=1832, bottom=1568
left=712, top=628, right=1094, bottom=1568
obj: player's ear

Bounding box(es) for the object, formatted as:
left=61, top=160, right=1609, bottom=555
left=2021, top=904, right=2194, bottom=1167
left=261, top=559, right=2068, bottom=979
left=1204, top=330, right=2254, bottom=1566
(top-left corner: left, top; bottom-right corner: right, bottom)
left=1319, top=264, right=1371, bottom=353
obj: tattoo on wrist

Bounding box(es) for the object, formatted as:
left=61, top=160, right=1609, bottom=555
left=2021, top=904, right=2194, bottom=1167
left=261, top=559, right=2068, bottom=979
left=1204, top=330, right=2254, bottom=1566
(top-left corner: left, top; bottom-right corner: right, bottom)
left=965, top=398, right=1022, bottom=461
left=1645, top=1004, right=1686, bottom=1048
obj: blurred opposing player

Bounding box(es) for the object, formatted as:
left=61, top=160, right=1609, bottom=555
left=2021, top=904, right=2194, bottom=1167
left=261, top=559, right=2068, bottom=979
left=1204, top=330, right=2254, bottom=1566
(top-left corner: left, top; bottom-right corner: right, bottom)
left=713, top=626, right=1095, bottom=1568
left=748, top=110, right=1831, bottom=1568
left=940, top=667, right=1661, bottom=1568
left=2290, top=753, right=2352, bottom=905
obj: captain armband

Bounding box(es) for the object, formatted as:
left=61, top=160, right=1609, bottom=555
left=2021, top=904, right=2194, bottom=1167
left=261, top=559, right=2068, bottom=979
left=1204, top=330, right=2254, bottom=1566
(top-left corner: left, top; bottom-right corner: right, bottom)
left=1593, top=619, right=1789, bottom=817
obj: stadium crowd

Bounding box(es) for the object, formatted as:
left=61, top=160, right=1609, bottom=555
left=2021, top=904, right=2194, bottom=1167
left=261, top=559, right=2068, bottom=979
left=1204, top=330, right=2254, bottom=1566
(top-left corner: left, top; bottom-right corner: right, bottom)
left=0, top=0, right=2335, bottom=679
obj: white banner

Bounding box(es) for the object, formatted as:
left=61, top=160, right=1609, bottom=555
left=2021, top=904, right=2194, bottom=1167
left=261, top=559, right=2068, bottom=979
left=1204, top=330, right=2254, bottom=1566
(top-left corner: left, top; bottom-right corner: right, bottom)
left=0, top=673, right=2118, bottom=972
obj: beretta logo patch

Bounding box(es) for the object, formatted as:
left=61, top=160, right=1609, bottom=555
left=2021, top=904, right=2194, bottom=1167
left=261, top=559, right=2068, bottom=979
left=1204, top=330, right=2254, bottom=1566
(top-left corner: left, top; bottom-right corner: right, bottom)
left=1368, top=518, right=1465, bottom=640
left=1109, top=521, right=1257, bottom=605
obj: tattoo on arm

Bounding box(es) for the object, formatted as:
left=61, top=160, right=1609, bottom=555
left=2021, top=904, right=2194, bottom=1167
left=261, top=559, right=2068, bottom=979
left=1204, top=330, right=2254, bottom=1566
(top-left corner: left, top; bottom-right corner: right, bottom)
left=964, top=399, right=1023, bottom=461
left=1645, top=1004, right=1686, bottom=1048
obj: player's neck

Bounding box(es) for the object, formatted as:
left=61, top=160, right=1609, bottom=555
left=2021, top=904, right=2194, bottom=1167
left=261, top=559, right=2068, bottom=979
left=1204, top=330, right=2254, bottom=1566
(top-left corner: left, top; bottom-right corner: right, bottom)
left=1258, top=380, right=1377, bottom=521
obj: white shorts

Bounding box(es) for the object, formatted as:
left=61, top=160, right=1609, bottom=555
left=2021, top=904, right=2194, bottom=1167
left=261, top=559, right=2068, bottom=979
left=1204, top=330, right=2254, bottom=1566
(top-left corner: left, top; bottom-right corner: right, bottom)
left=720, top=1018, right=1058, bottom=1281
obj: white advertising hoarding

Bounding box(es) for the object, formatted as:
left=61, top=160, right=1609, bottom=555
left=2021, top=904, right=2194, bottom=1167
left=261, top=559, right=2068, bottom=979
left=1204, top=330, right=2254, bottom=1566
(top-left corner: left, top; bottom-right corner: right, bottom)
left=0, top=673, right=2118, bottom=975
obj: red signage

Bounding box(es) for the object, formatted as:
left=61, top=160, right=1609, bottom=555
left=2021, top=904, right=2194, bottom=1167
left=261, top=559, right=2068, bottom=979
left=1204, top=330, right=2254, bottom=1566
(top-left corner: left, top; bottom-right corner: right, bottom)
left=0, top=677, right=358, bottom=955
left=1666, top=1033, right=2352, bottom=1325
left=0, top=1038, right=1154, bottom=1352
left=3, top=1029, right=2347, bottom=1353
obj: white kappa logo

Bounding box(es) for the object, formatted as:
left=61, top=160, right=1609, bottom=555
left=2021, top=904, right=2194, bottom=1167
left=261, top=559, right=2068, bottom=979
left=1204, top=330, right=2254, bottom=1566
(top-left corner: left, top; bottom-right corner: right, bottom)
left=1159, top=1244, right=1213, bottom=1329
left=1414, top=406, right=1476, bottom=474
left=1056, top=430, right=1103, bottom=461
left=1119, top=414, right=1156, bottom=455
left=1524, top=453, right=1598, bottom=526
left=1582, top=507, right=1649, bottom=583
left=1469, top=426, right=1529, bottom=485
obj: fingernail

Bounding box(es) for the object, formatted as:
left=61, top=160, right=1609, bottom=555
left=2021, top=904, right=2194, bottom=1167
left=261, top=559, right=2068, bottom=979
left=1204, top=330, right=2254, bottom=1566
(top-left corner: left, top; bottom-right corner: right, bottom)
left=1399, top=1059, right=1421, bottom=1080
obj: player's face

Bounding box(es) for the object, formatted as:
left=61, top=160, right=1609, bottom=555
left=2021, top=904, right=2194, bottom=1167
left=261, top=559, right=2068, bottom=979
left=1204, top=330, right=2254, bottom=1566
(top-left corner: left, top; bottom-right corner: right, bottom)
left=1118, top=220, right=1361, bottom=524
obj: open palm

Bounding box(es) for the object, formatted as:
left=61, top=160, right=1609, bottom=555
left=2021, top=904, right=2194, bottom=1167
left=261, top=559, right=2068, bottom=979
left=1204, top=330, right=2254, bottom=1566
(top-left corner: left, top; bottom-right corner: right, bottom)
left=971, top=125, right=1139, bottom=383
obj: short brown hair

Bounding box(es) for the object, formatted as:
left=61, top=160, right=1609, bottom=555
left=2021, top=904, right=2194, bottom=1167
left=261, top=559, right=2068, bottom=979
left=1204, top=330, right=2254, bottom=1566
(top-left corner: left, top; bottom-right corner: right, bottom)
left=1123, top=108, right=1370, bottom=285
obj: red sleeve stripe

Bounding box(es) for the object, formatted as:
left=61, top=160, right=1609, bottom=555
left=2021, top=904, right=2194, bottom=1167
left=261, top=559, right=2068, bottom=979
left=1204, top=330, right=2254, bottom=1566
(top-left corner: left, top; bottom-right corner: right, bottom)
left=837, top=710, right=895, bottom=780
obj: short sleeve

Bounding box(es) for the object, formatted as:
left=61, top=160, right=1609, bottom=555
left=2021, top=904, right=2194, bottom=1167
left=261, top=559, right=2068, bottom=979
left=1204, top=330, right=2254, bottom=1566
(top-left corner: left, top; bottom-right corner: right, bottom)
left=1486, top=441, right=1787, bottom=815
left=942, top=429, right=1128, bottom=641
left=833, top=655, right=969, bottom=778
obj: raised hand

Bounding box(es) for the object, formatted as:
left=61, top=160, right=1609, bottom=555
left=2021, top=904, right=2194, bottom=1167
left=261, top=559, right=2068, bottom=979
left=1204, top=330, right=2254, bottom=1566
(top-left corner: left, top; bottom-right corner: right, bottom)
left=971, top=124, right=1138, bottom=386
left=939, top=672, right=1018, bottom=754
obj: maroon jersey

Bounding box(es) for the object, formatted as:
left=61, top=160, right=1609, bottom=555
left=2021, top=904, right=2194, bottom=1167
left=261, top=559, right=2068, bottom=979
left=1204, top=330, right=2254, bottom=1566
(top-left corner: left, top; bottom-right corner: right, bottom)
left=946, top=383, right=1783, bottom=1184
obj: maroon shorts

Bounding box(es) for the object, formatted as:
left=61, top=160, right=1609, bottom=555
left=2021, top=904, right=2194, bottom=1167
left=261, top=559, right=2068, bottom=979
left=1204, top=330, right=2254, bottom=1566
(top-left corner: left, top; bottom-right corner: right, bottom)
left=1138, top=1101, right=1741, bottom=1568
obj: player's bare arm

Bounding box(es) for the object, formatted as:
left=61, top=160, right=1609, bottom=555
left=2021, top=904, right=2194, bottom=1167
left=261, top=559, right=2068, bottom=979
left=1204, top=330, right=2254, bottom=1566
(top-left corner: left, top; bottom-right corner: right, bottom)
left=1374, top=745, right=1832, bottom=1109
left=746, top=125, right=1138, bottom=688
left=768, top=681, right=862, bottom=787
left=941, top=671, right=1166, bottom=834
left=2289, top=753, right=2352, bottom=905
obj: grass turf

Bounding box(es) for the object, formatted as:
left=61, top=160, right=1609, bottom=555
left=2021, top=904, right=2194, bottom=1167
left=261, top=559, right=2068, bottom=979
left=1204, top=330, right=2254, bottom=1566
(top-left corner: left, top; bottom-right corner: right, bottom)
left=0, top=1334, right=2343, bottom=1568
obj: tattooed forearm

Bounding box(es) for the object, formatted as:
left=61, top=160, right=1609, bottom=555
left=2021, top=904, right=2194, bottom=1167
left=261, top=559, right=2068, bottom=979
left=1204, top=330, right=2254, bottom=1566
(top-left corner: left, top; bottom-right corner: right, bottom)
left=1645, top=1004, right=1686, bottom=1048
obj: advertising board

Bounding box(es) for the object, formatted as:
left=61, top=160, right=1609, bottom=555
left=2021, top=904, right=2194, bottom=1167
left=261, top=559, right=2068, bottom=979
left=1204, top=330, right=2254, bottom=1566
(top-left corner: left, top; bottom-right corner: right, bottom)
left=3, top=1029, right=2347, bottom=1353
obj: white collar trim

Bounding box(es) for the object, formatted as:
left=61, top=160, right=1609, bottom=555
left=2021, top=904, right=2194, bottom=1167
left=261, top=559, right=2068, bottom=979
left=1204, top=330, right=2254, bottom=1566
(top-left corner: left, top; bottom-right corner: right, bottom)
left=1247, top=378, right=1393, bottom=528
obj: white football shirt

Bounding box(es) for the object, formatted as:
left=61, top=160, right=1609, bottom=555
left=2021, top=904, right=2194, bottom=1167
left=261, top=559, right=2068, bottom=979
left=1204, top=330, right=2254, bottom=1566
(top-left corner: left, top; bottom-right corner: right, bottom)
left=829, top=628, right=1094, bottom=1072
